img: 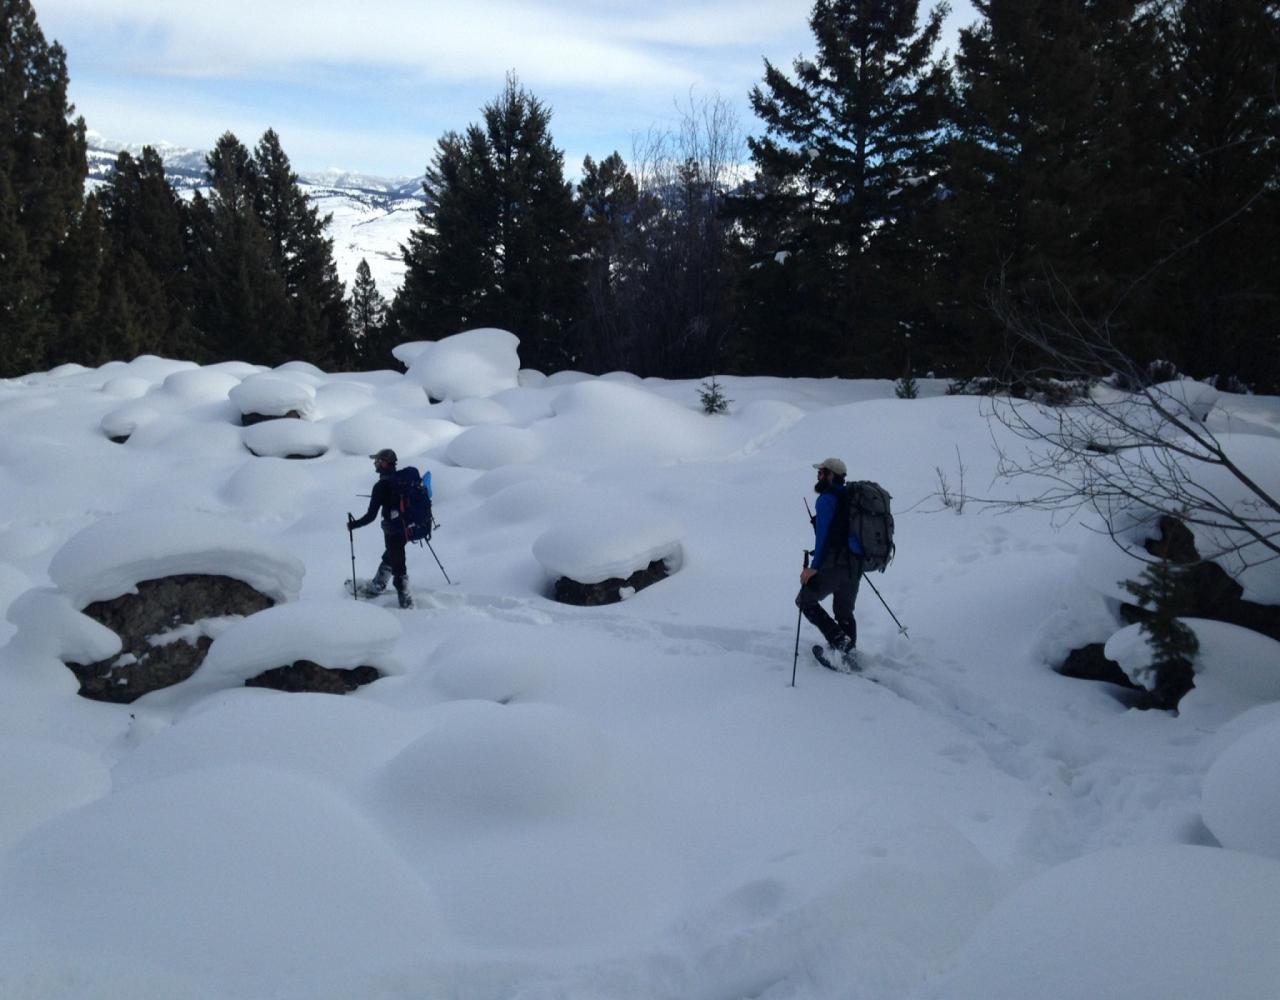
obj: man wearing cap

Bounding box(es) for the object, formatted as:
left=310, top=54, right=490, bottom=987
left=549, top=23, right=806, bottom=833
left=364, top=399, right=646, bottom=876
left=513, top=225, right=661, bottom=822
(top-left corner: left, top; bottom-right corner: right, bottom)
left=347, top=448, right=414, bottom=608
left=798, top=457, right=863, bottom=667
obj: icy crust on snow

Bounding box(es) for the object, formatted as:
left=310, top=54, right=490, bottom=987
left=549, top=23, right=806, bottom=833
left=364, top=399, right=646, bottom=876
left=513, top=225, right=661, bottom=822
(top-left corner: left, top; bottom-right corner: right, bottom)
left=47, top=511, right=305, bottom=606
left=228, top=373, right=317, bottom=420
left=939, top=845, right=1280, bottom=1000
left=533, top=513, right=684, bottom=584
left=404, top=328, right=521, bottom=401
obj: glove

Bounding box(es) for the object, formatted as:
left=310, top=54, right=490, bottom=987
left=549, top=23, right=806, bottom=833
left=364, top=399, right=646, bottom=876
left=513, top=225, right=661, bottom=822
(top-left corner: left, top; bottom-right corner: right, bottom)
left=346, top=517, right=357, bottom=531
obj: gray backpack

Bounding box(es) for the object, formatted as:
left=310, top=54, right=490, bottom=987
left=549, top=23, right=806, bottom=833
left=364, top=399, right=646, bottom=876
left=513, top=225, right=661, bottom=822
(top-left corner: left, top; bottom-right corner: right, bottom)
left=847, top=481, right=895, bottom=572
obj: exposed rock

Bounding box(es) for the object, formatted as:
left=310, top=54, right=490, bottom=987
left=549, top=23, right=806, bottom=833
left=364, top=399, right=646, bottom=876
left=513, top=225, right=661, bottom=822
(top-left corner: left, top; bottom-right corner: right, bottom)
left=1133, top=516, right=1280, bottom=641
left=1055, top=643, right=1140, bottom=689
left=245, top=660, right=381, bottom=694
left=552, top=559, right=669, bottom=607
left=241, top=410, right=305, bottom=427
left=66, top=575, right=275, bottom=703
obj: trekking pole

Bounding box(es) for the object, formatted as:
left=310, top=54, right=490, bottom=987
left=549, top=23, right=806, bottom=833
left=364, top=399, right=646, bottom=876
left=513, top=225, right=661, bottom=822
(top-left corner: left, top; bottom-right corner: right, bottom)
left=425, top=538, right=454, bottom=585
left=790, top=549, right=810, bottom=688
left=346, top=514, right=358, bottom=601
left=863, top=574, right=908, bottom=637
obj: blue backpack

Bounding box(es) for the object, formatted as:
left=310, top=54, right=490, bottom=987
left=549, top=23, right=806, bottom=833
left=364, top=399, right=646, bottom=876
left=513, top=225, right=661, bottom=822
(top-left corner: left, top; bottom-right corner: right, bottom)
left=393, top=467, right=433, bottom=542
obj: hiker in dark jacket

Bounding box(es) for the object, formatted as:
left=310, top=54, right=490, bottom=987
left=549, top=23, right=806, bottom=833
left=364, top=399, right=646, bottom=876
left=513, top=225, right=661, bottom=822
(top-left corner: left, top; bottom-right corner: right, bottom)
left=797, top=457, right=864, bottom=667
left=347, top=448, right=414, bottom=608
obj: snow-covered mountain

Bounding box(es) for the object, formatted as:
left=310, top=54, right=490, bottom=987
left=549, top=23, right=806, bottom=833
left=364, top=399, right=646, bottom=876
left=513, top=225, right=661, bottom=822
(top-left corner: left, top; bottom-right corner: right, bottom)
left=85, top=132, right=421, bottom=295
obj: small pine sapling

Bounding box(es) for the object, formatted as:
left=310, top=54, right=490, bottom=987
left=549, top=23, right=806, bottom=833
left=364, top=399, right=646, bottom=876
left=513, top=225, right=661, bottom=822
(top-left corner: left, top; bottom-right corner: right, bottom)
left=1123, top=558, right=1201, bottom=710
left=699, top=376, right=732, bottom=415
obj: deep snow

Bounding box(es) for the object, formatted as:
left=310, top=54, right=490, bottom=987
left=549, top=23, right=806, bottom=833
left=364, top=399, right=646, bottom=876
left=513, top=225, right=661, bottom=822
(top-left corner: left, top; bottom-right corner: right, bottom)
left=1, top=332, right=1278, bottom=1000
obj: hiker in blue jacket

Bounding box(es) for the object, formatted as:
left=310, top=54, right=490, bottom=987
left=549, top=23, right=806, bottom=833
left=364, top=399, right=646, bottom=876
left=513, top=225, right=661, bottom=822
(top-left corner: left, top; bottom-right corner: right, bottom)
left=798, top=457, right=863, bottom=667
left=347, top=448, right=414, bottom=608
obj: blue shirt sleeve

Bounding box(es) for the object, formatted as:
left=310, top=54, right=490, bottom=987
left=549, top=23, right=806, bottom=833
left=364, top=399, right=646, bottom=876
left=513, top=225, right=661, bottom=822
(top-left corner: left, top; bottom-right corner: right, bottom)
left=811, top=491, right=837, bottom=568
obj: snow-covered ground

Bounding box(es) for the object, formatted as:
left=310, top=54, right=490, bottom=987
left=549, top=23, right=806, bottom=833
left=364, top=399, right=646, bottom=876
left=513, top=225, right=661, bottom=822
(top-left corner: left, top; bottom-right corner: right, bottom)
left=1, top=334, right=1278, bottom=1000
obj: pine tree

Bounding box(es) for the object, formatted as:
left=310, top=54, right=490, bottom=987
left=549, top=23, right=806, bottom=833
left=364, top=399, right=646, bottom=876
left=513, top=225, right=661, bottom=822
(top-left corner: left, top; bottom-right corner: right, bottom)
left=0, top=0, right=88, bottom=374
left=190, top=132, right=290, bottom=365
left=1123, top=559, right=1201, bottom=711
left=573, top=151, right=640, bottom=371
left=738, top=0, right=953, bottom=376
left=97, top=148, right=196, bottom=360
left=394, top=75, right=581, bottom=372
left=47, top=191, right=105, bottom=364
left=253, top=129, right=353, bottom=369
left=1142, top=0, right=1280, bottom=391
left=946, top=0, right=1153, bottom=376
left=349, top=258, right=397, bottom=368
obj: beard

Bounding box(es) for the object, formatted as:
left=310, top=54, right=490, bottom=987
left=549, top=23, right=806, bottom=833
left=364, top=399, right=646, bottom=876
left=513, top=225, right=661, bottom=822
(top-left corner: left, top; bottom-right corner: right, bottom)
left=814, top=480, right=831, bottom=494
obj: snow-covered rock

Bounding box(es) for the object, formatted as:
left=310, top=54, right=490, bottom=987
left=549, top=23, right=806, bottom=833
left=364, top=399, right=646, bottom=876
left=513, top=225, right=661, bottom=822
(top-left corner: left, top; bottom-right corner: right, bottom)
left=242, top=418, right=330, bottom=459
left=533, top=512, right=684, bottom=585
left=48, top=511, right=305, bottom=607
left=404, top=328, right=521, bottom=401
left=228, top=374, right=317, bottom=422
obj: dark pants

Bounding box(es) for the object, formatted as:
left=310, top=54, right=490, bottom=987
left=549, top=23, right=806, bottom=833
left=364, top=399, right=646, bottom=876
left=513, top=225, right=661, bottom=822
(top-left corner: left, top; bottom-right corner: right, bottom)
left=380, top=525, right=407, bottom=579
left=796, top=554, right=861, bottom=648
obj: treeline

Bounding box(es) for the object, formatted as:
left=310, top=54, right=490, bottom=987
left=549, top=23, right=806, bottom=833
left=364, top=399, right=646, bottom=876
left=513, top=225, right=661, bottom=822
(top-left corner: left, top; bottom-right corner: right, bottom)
left=2, top=0, right=1277, bottom=389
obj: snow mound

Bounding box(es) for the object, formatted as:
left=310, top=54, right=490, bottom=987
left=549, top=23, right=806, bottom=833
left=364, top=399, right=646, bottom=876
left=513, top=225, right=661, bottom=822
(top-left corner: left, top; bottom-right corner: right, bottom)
left=228, top=374, right=317, bottom=420
left=100, top=375, right=151, bottom=399
left=544, top=379, right=716, bottom=464
left=370, top=701, right=612, bottom=835
left=0, top=766, right=446, bottom=993
left=533, top=512, right=683, bottom=584
left=47, top=511, right=305, bottom=606
left=193, top=600, right=402, bottom=690
left=100, top=401, right=159, bottom=440
left=451, top=397, right=512, bottom=426
left=6, top=588, right=122, bottom=664
left=405, top=328, right=521, bottom=401
left=330, top=410, right=457, bottom=457
left=159, top=368, right=241, bottom=403
left=313, top=380, right=375, bottom=420
left=242, top=418, right=330, bottom=459
left=113, top=691, right=421, bottom=791
left=445, top=424, right=542, bottom=470
left=1202, top=721, right=1280, bottom=860
left=941, top=845, right=1280, bottom=1000
left=0, top=736, right=110, bottom=851
left=218, top=456, right=325, bottom=513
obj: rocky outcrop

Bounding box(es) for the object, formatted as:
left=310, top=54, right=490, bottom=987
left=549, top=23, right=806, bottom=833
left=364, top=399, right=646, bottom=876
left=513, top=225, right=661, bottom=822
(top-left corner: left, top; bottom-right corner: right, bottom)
left=66, top=575, right=274, bottom=703
left=246, top=660, right=381, bottom=694
left=552, top=559, right=669, bottom=607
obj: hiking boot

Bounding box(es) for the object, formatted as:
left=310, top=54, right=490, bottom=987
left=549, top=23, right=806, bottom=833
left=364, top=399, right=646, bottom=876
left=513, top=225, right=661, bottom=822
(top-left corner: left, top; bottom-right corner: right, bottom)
left=394, top=576, right=414, bottom=609
left=358, top=564, right=391, bottom=598
left=835, top=635, right=858, bottom=670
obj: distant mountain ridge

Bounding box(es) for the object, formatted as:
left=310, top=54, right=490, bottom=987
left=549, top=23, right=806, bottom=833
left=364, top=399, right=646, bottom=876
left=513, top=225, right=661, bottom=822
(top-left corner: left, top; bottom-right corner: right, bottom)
left=84, top=131, right=421, bottom=294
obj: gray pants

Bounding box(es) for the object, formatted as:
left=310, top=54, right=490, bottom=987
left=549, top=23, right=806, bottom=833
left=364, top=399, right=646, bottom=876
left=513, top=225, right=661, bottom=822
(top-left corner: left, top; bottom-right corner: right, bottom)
left=796, top=555, right=862, bottom=648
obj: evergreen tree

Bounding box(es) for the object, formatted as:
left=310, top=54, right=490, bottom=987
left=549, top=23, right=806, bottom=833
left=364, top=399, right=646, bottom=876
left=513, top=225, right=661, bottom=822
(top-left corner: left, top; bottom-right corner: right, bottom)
left=946, top=0, right=1154, bottom=376
left=97, top=148, right=196, bottom=360
left=189, top=132, right=290, bottom=365
left=1142, top=0, right=1280, bottom=391
left=252, top=129, right=353, bottom=369
left=573, top=151, right=640, bottom=371
left=47, top=190, right=105, bottom=364
left=0, top=0, right=88, bottom=374
left=738, top=0, right=953, bottom=375
left=394, top=75, right=581, bottom=372
left=1123, top=559, right=1201, bottom=711
left=348, top=258, right=397, bottom=368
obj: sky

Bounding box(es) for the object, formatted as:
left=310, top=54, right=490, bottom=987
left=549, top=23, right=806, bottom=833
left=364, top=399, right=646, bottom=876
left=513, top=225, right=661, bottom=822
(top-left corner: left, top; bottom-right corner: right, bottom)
left=37, top=0, right=979, bottom=179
